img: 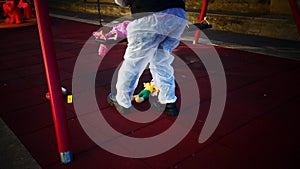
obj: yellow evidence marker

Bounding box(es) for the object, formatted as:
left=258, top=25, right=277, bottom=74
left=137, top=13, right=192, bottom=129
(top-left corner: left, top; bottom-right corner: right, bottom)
left=67, top=95, right=73, bottom=103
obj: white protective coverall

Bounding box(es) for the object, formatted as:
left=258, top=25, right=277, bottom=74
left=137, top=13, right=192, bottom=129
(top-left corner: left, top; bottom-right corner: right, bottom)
left=114, top=0, right=187, bottom=108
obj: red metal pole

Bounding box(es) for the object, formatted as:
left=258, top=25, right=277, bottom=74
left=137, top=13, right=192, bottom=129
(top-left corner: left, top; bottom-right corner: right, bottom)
left=193, top=0, right=208, bottom=44
left=33, top=0, right=72, bottom=163
left=289, top=0, right=300, bottom=35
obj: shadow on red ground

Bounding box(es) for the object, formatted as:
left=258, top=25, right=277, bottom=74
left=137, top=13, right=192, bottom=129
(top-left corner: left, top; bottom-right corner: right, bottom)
left=0, top=18, right=299, bottom=169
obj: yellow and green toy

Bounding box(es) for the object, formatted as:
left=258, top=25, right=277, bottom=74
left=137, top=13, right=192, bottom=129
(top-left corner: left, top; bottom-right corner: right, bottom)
left=132, top=79, right=158, bottom=103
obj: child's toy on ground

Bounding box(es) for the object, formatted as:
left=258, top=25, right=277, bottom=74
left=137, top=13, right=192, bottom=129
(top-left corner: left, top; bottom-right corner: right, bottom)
left=132, top=79, right=159, bottom=103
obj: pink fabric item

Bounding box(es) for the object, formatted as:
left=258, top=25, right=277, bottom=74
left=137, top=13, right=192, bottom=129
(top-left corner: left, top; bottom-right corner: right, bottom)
left=92, top=31, right=106, bottom=40
left=93, top=20, right=131, bottom=57
left=98, top=44, right=109, bottom=57
left=105, top=20, right=131, bottom=40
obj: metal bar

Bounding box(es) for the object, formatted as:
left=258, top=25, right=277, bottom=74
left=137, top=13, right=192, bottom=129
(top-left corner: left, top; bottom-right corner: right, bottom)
left=33, top=0, right=72, bottom=164
left=193, top=0, right=208, bottom=44
left=289, top=0, right=300, bottom=35
left=97, top=0, right=102, bottom=26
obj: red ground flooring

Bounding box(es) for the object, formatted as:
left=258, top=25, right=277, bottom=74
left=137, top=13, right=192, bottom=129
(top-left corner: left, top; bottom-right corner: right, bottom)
left=1, top=18, right=300, bottom=169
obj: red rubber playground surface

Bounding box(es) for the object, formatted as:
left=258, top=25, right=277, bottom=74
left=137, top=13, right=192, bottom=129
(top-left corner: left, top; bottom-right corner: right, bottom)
left=1, top=18, right=300, bottom=169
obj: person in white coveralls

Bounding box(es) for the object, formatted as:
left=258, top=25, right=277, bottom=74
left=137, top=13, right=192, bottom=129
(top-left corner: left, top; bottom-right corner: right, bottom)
left=108, top=0, right=187, bottom=116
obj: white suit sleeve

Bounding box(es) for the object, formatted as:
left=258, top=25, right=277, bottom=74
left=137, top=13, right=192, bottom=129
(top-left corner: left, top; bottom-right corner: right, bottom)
left=115, top=0, right=129, bottom=7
